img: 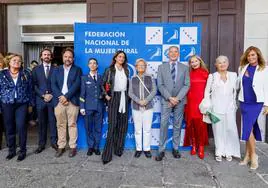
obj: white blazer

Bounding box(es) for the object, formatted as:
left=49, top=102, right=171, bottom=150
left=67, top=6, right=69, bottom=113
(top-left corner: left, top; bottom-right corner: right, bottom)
left=204, top=71, right=237, bottom=114
left=238, top=64, right=268, bottom=106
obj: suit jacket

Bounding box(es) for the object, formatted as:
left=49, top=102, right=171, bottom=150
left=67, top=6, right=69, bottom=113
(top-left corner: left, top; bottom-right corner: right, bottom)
left=238, top=64, right=268, bottom=106
left=157, top=62, right=190, bottom=104
left=32, top=63, right=55, bottom=108
left=51, top=64, right=82, bottom=107
left=80, top=73, right=104, bottom=112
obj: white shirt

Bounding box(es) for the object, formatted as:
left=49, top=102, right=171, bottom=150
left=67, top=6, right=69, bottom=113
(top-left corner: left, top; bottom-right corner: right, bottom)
left=43, top=62, right=51, bottom=75
left=12, top=77, right=18, bottom=98
left=90, top=72, right=97, bottom=81
left=114, top=65, right=127, bottom=91
left=61, top=65, right=71, bottom=95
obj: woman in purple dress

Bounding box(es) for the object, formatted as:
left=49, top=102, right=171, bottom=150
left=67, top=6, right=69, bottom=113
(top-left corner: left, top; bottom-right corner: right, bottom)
left=238, top=46, right=268, bottom=170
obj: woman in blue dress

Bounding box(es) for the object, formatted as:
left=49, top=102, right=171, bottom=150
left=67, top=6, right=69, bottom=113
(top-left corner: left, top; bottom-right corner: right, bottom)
left=238, top=46, right=268, bottom=170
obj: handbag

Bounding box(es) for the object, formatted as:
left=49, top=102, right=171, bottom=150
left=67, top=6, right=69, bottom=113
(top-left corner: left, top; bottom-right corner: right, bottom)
left=136, top=75, right=156, bottom=105
left=104, top=70, right=111, bottom=94
left=199, top=73, right=220, bottom=124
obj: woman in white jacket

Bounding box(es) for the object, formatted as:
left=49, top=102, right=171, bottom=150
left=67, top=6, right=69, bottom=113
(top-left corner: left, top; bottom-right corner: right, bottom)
left=204, top=55, right=240, bottom=162
left=238, top=46, right=268, bottom=170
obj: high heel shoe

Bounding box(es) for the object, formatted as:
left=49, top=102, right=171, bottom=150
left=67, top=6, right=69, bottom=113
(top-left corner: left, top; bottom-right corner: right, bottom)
left=239, top=154, right=250, bottom=165
left=250, top=154, right=259, bottom=170
left=191, top=138, right=197, bottom=155
left=198, top=146, right=204, bottom=159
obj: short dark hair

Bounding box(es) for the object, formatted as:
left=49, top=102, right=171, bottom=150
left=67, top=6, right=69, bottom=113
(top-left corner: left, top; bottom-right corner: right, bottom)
left=88, top=58, right=98, bottom=65
left=62, top=47, right=74, bottom=57
left=40, top=48, right=53, bottom=58
left=31, top=60, right=38, bottom=65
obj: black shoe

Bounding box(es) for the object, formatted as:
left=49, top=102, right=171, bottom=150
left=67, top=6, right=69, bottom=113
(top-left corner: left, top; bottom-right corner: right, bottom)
left=172, top=149, right=181, bottom=159
left=35, top=146, right=45, bottom=154
left=134, top=151, right=142, bottom=158
left=6, top=152, right=16, bottom=160
left=69, top=148, right=77, bottom=158
left=17, top=153, right=26, bottom=162
left=51, top=144, right=58, bottom=151
left=155, top=152, right=165, bottom=161
left=103, top=160, right=111, bottom=165
left=94, top=149, right=101, bottom=155
left=55, top=148, right=65, bottom=158
left=115, top=150, right=123, bottom=157
left=144, top=151, right=152, bottom=158
left=87, top=148, right=94, bottom=156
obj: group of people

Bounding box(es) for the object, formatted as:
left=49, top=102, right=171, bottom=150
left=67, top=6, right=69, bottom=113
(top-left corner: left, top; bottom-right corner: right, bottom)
left=0, top=45, right=267, bottom=171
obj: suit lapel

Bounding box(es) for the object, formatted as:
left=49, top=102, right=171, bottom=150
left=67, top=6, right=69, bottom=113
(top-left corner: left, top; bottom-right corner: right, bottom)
left=175, top=63, right=181, bottom=84
left=164, top=63, right=173, bottom=83
left=59, top=66, right=64, bottom=87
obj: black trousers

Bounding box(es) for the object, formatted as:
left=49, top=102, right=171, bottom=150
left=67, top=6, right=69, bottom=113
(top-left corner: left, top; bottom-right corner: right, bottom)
left=102, top=92, right=128, bottom=162
left=2, top=102, right=28, bottom=154
left=37, top=104, right=57, bottom=147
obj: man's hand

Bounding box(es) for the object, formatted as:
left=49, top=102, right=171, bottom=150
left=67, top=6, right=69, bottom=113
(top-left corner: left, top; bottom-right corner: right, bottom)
left=59, top=95, right=68, bottom=104
left=169, top=97, right=179, bottom=106
left=44, top=94, right=53, bottom=102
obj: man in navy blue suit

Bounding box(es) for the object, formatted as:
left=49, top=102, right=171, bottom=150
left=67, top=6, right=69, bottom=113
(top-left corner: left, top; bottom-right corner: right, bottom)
left=51, top=48, right=82, bottom=158
left=80, top=58, right=104, bottom=156
left=32, top=48, right=58, bottom=154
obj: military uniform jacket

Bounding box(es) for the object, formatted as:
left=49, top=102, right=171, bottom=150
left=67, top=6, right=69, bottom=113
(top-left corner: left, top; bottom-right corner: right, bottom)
left=80, top=73, right=104, bottom=112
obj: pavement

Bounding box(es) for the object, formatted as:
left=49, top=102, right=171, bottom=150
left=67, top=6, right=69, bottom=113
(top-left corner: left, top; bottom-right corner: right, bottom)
left=0, top=127, right=268, bottom=188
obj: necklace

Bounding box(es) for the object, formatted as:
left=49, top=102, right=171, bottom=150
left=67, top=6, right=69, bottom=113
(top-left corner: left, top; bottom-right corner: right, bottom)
left=9, top=70, right=19, bottom=79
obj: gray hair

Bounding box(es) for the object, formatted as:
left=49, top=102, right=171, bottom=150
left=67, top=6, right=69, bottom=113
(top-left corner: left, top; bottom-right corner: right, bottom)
left=215, top=55, right=229, bottom=64
left=135, top=58, right=147, bottom=66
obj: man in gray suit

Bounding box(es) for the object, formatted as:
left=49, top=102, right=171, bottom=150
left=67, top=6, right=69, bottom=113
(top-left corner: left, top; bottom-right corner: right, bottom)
left=155, top=46, right=190, bottom=161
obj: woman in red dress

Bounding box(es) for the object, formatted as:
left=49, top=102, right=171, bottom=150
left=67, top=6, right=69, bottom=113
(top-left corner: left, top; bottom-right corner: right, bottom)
left=184, top=55, right=209, bottom=159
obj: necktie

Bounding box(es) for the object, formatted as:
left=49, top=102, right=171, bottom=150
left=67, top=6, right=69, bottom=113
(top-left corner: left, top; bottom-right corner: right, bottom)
left=171, top=62, right=176, bottom=83
left=93, top=75, right=96, bottom=83
left=45, top=65, right=50, bottom=78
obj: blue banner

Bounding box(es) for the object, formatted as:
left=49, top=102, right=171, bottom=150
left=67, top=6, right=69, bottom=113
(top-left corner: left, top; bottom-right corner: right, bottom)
left=74, top=23, right=201, bottom=150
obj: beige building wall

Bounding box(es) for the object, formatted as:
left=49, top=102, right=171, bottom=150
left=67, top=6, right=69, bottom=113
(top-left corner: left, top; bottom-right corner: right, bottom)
left=245, top=0, right=268, bottom=62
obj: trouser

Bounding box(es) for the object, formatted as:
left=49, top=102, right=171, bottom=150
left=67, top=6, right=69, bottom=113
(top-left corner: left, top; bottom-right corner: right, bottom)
left=85, top=110, right=103, bottom=149
left=2, top=102, right=28, bottom=154
left=158, top=101, right=185, bottom=152
left=37, top=104, right=57, bottom=147
left=54, top=102, right=79, bottom=149
left=102, top=92, right=128, bottom=162
left=132, top=109, right=153, bottom=151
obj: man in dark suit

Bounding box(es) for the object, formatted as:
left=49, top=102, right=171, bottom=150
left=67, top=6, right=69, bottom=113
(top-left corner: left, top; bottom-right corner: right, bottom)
left=51, top=48, right=82, bottom=158
left=80, top=58, right=104, bottom=156
left=32, top=48, right=58, bottom=154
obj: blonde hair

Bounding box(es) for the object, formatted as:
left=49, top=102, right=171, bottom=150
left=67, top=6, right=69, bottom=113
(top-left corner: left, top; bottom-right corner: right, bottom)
left=4, top=53, right=23, bottom=69
left=0, top=53, right=6, bottom=69
left=240, top=46, right=266, bottom=71
left=135, top=58, right=147, bottom=67
left=188, top=55, right=208, bottom=72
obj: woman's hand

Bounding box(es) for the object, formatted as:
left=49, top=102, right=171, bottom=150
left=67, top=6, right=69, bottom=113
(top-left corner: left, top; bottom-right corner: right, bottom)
left=263, top=106, right=268, bottom=115
left=105, top=95, right=111, bottom=101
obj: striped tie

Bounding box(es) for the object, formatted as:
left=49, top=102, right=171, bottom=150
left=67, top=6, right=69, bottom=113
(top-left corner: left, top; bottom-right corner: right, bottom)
left=171, top=62, right=176, bottom=83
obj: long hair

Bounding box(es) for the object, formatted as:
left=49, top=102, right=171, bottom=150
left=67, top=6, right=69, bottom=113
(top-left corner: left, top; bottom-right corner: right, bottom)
left=109, top=50, right=128, bottom=72
left=240, top=46, right=266, bottom=71
left=188, top=55, right=209, bottom=72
